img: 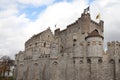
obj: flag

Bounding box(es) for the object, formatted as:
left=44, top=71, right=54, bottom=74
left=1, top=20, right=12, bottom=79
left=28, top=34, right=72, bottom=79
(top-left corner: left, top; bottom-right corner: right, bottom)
left=96, top=13, right=100, bottom=19
left=84, top=6, right=90, bottom=13
left=84, top=6, right=90, bottom=12
left=86, top=6, right=89, bottom=11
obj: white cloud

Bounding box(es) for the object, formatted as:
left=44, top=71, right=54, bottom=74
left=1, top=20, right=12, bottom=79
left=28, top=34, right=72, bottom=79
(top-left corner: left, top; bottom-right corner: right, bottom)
left=22, top=0, right=88, bottom=36
left=0, top=9, right=18, bottom=18
left=90, top=0, right=120, bottom=48
left=0, top=0, right=18, bottom=10
left=36, top=0, right=88, bottom=30
left=0, top=9, right=30, bottom=59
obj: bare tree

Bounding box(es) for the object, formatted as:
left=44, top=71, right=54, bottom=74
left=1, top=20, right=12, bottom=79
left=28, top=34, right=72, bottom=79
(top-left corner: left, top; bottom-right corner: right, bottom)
left=0, top=55, right=14, bottom=78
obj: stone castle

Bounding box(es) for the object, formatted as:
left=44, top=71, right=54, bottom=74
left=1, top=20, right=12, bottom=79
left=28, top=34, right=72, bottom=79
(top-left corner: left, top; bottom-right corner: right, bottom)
left=14, top=10, right=120, bottom=80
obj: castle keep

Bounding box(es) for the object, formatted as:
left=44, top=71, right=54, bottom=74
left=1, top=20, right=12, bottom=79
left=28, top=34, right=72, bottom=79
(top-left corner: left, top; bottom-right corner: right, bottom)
left=14, top=11, right=120, bottom=80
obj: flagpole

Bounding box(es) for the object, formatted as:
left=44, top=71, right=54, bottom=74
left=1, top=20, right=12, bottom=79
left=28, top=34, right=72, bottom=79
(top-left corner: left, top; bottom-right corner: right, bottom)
left=84, top=6, right=90, bottom=14
left=55, top=24, right=57, bottom=30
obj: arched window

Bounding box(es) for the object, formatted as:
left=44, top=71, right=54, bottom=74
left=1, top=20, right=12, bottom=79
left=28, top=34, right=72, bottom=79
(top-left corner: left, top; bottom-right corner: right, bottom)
left=34, top=63, right=38, bottom=66
left=80, top=60, right=83, bottom=64
left=44, top=42, right=46, bottom=47
left=110, top=59, right=115, bottom=64
left=53, top=61, right=58, bottom=65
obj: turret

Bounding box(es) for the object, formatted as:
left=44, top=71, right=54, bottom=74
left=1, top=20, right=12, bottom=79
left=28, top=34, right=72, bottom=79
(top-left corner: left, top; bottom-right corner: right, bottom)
left=99, top=20, right=104, bottom=32
left=85, top=29, right=104, bottom=58
left=107, top=41, right=120, bottom=59
left=55, top=28, right=60, bottom=36
left=79, top=11, right=91, bottom=34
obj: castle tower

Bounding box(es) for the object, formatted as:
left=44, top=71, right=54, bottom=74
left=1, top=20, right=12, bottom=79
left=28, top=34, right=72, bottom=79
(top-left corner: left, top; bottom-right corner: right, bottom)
left=85, top=29, right=104, bottom=80
left=86, top=29, right=104, bottom=57
left=107, top=41, right=120, bottom=80
left=80, top=12, right=91, bottom=34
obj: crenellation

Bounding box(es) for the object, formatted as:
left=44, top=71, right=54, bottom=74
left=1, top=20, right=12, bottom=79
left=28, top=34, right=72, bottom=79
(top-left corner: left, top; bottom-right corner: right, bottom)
left=91, top=20, right=99, bottom=26
left=15, top=10, right=120, bottom=80
left=55, top=28, right=60, bottom=36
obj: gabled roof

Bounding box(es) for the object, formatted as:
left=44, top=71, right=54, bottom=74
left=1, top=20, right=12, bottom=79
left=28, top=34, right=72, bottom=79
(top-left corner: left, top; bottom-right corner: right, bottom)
left=85, top=30, right=104, bottom=40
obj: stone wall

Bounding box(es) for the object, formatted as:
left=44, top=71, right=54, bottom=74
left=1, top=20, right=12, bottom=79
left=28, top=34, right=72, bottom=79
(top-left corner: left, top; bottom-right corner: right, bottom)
left=14, top=11, right=120, bottom=80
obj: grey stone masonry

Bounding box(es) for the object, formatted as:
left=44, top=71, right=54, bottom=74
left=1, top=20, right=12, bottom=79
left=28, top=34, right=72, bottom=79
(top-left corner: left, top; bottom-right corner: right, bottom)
left=14, top=10, right=120, bottom=80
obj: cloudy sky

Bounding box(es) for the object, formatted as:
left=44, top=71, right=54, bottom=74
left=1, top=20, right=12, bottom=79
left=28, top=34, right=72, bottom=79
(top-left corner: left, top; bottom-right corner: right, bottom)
left=0, top=0, right=120, bottom=59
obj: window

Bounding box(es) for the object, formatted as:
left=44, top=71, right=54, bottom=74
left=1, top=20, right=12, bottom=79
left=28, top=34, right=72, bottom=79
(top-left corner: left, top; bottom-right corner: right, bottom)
left=87, top=58, right=91, bottom=64
left=92, top=41, right=96, bottom=45
left=44, top=42, right=46, bottom=47
left=35, top=43, right=37, bottom=46
left=80, top=60, right=83, bottom=64
left=61, top=54, right=64, bottom=56
left=98, top=58, right=102, bottom=63
left=73, top=39, right=77, bottom=42
left=110, top=59, right=114, bottom=64
left=29, top=44, right=32, bottom=47
left=20, top=64, right=24, bottom=67
left=73, top=60, right=75, bottom=64
left=53, top=61, right=58, bottom=65
left=88, top=42, right=90, bottom=46
left=45, top=55, right=47, bottom=58
left=119, top=59, right=120, bottom=63
left=119, top=44, right=120, bottom=47
left=48, top=35, right=50, bottom=37
left=60, top=45, right=63, bottom=53
left=82, top=32, right=85, bottom=34
left=99, top=41, right=102, bottom=45
left=73, top=43, right=75, bottom=46
left=34, top=63, right=38, bottom=66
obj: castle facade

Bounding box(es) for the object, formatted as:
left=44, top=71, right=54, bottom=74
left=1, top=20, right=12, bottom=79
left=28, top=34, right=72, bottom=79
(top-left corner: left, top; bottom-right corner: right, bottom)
left=14, top=11, right=120, bottom=80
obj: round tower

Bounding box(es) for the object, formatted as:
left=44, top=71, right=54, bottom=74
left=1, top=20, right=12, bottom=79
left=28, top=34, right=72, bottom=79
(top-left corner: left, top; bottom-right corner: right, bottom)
left=85, top=30, right=104, bottom=58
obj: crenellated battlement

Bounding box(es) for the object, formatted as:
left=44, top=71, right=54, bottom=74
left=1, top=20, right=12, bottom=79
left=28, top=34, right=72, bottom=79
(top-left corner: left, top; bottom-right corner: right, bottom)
left=107, top=41, right=120, bottom=62
left=15, top=10, right=120, bottom=80
left=107, top=41, right=120, bottom=47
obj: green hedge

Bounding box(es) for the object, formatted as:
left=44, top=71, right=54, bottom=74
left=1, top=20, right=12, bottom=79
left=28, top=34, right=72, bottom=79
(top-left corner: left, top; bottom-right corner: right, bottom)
left=0, top=76, right=14, bottom=80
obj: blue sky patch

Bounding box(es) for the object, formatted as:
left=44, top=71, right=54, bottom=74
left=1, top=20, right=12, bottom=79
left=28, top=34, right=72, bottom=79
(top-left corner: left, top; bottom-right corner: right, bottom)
left=88, top=0, right=94, bottom=4
left=19, top=5, right=47, bottom=20
left=18, top=0, right=93, bottom=20
left=54, top=0, right=64, bottom=3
